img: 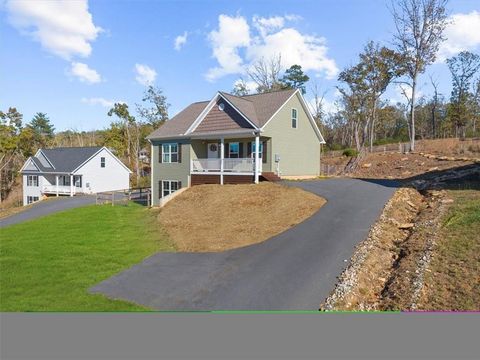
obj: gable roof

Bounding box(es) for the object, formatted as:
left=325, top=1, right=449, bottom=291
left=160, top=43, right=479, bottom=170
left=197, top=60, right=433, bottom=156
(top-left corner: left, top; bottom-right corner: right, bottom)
left=21, top=146, right=106, bottom=174
left=147, top=101, right=209, bottom=140
left=147, top=89, right=297, bottom=140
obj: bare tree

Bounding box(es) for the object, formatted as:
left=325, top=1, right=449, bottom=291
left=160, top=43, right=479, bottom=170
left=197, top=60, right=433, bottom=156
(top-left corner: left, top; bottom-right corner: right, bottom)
left=392, top=0, right=449, bottom=150
left=246, top=55, right=283, bottom=93
left=310, top=81, right=328, bottom=127
left=429, top=74, right=440, bottom=138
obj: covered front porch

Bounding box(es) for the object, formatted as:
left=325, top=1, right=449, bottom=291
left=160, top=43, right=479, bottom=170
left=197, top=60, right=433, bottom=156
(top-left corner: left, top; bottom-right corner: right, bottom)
left=189, top=131, right=268, bottom=185
left=42, top=174, right=83, bottom=196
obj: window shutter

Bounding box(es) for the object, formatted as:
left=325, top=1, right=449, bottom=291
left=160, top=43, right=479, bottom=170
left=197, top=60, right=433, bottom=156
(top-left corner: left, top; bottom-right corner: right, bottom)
left=159, top=145, right=163, bottom=163
left=178, top=181, right=182, bottom=189
left=239, top=142, right=244, bottom=158
left=247, top=142, right=252, bottom=157
left=159, top=181, right=163, bottom=198
left=262, top=141, right=267, bottom=163
left=225, top=143, right=230, bottom=158
left=178, top=143, right=182, bottom=163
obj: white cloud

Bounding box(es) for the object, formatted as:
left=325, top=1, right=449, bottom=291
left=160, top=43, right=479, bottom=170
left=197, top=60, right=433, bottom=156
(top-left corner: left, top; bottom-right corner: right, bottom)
left=438, top=11, right=480, bottom=61
left=233, top=79, right=257, bottom=93
left=5, top=0, right=102, bottom=60
left=174, top=31, right=188, bottom=51
left=252, top=15, right=285, bottom=37
left=205, top=14, right=338, bottom=82
left=206, top=15, right=251, bottom=81
left=70, top=62, right=101, bottom=83
left=81, top=97, right=124, bottom=108
left=134, top=63, right=157, bottom=86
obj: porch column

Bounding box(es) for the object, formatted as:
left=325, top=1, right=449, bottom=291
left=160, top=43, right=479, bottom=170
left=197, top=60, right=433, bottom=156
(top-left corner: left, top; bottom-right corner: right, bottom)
left=55, top=175, right=59, bottom=197
left=220, top=137, right=224, bottom=185
left=254, top=135, right=260, bottom=184
left=70, top=174, right=73, bottom=197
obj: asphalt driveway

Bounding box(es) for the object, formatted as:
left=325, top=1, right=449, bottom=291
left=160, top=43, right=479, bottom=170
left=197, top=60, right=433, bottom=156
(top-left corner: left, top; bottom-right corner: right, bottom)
left=0, top=196, right=96, bottom=228
left=91, top=178, right=398, bottom=310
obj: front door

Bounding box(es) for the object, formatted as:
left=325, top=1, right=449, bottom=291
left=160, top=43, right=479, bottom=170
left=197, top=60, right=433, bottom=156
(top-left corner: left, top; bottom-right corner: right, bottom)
left=207, top=143, right=219, bottom=158
left=207, top=143, right=220, bottom=171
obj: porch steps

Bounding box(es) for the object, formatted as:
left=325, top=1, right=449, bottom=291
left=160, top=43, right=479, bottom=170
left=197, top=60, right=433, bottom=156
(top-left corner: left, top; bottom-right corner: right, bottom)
left=260, top=172, right=282, bottom=182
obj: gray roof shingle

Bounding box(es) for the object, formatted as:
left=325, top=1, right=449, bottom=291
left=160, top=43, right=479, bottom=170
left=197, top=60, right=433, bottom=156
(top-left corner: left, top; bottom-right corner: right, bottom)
left=24, top=146, right=103, bottom=173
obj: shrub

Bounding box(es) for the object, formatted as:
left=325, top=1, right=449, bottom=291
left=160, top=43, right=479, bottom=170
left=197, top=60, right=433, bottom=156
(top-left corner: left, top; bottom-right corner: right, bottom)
left=342, top=148, right=359, bottom=157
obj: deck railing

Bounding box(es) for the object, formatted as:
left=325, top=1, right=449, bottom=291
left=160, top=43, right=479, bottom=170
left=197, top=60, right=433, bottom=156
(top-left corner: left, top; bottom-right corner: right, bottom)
left=42, top=185, right=78, bottom=194
left=191, top=158, right=257, bottom=173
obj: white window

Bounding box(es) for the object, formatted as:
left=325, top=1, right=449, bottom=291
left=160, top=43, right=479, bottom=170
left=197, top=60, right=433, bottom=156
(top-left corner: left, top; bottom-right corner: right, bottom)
left=229, top=142, right=239, bottom=158
left=27, top=175, right=38, bottom=187
left=161, top=180, right=180, bottom=198
left=100, top=157, right=106, bottom=168
left=291, top=108, right=298, bottom=128
left=27, top=196, right=39, bottom=204
left=162, top=143, right=178, bottom=163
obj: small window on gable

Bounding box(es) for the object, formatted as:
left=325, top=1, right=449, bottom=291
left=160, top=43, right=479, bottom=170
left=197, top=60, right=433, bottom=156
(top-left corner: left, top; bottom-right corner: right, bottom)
left=101, top=157, right=106, bottom=168
left=291, top=108, right=298, bottom=129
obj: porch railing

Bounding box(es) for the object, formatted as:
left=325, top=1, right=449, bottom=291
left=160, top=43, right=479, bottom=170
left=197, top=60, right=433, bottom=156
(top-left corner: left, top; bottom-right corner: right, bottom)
left=42, top=185, right=79, bottom=195
left=191, top=158, right=257, bottom=173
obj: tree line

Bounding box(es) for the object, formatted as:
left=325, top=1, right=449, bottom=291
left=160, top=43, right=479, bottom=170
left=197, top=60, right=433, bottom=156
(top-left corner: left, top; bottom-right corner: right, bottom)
left=231, top=0, right=479, bottom=152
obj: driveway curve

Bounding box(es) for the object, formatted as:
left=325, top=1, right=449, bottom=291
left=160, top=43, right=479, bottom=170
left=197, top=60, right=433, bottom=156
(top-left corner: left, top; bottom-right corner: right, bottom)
left=91, top=178, right=398, bottom=310
left=0, top=196, right=96, bottom=228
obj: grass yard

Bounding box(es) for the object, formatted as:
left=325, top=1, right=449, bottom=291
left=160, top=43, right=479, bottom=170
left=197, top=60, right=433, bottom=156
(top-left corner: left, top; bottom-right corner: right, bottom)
left=419, top=189, right=480, bottom=311
left=0, top=203, right=174, bottom=311
left=159, top=182, right=325, bottom=252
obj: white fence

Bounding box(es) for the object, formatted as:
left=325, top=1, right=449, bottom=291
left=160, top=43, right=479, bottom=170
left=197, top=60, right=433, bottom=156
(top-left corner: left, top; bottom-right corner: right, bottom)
left=191, top=158, right=256, bottom=173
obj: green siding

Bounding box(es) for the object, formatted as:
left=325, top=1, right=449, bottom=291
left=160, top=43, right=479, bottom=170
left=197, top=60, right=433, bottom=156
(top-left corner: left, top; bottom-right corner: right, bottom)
left=150, top=140, right=191, bottom=206
left=262, top=93, right=321, bottom=176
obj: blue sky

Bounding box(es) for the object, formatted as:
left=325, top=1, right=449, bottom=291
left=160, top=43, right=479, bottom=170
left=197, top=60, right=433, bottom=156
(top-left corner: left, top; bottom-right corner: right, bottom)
left=1, top=0, right=479, bottom=131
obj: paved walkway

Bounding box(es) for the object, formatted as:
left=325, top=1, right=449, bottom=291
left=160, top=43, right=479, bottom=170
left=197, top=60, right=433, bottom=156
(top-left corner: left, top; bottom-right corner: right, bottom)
left=91, top=178, right=398, bottom=310
left=0, top=196, right=96, bottom=228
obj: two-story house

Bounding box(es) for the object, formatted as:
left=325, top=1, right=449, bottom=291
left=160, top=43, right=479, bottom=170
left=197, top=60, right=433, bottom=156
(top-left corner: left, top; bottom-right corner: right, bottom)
left=146, top=88, right=325, bottom=206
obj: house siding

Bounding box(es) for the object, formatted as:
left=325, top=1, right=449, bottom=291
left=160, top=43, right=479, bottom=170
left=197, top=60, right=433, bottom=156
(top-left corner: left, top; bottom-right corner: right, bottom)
left=151, top=140, right=191, bottom=206
left=262, top=93, right=320, bottom=176
left=22, top=174, right=44, bottom=205
left=74, top=148, right=130, bottom=194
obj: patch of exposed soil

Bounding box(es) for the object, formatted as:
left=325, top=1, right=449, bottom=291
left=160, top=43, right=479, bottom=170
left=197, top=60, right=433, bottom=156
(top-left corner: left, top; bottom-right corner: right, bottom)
left=158, top=182, right=325, bottom=252
left=351, top=152, right=475, bottom=180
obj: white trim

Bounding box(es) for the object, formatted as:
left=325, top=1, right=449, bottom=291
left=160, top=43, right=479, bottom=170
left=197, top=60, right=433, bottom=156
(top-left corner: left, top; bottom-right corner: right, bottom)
left=260, top=89, right=325, bottom=144
left=220, top=138, right=224, bottom=185
left=254, top=135, right=260, bottom=184
left=260, top=89, right=299, bottom=130
left=72, top=146, right=132, bottom=174
left=291, top=107, right=298, bottom=129
left=161, top=179, right=181, bottom=198
left=186, top=92, right=260, bottom=135
left=19, top=157, right=40, bottom=172
left=190, top=172, right=254, bottom=176
left=296, top=91, right=326, bottom=144
left=185, top=93, right=221, bottom=134
left=160, top=142, right=179, bottom=163
left=217, top=93, right=259, bottom=130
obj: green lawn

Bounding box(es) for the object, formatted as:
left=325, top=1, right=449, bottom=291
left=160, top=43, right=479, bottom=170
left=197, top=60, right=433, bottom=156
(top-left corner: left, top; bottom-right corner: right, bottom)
left=0, top=203, right=174, bottom=311
left=420, top=189, right=480, bottom=310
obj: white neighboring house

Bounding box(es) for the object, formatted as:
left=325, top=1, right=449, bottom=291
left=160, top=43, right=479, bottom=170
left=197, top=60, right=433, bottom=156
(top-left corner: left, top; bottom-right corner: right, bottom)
left=20, top=146, right=132, bottom=206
